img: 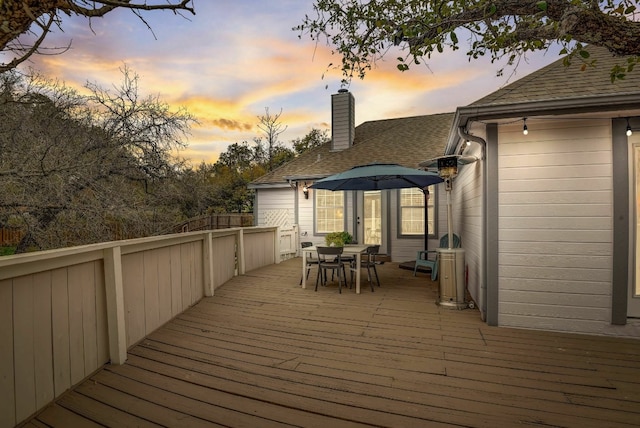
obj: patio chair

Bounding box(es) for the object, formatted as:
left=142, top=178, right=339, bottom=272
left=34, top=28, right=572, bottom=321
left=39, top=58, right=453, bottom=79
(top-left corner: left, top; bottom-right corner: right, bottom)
left=413, top=234, right=461, bottom=280
left=315, top=246, right=351, bottom=293
left=299, top=242, right=318, bottom=285
left=358, top=245, right=380, bottom=292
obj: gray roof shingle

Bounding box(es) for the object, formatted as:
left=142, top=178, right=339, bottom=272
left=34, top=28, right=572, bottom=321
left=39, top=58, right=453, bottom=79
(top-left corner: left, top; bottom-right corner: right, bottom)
left=251, top=113, right=453, bottom=185
left=471, top=46, right=640, bottom=107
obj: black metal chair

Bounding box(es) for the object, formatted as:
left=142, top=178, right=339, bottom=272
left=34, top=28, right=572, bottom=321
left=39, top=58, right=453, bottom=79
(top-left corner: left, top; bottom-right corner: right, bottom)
left=299, top=241, right=317, bottom=285
left=315, top=246, right=351, bottom=293
left=359, top=245, right=380, bottom=291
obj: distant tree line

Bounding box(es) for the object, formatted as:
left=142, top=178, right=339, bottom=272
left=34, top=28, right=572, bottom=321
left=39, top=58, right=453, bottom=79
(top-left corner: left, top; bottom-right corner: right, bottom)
left=0, top=68, right=328, bottom=253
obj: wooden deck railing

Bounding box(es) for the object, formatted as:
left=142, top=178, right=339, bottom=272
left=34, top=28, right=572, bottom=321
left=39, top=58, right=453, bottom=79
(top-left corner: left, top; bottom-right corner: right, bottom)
left=0, top=226, right=280, bottom=428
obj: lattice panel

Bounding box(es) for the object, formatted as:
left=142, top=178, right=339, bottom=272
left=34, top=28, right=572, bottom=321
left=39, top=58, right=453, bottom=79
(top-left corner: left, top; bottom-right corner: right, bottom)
left=263, top=209, right=291, bottom=227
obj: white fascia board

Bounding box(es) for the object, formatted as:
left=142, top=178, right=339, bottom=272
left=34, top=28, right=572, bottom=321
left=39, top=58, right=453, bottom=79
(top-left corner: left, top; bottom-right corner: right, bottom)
left=445, top=93, right=640, bottom=154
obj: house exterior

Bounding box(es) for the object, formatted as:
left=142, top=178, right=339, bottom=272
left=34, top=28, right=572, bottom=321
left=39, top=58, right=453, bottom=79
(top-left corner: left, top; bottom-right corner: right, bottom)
left=444, top=46, right=640, bottom=337
left=251, top=47, right=640, bottom=338
left=248, top=90, right=453, bottom=263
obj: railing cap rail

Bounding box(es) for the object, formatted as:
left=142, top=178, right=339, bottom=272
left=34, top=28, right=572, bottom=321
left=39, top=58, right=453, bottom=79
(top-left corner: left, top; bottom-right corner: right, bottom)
left=0, top=226, right=278, bottom=280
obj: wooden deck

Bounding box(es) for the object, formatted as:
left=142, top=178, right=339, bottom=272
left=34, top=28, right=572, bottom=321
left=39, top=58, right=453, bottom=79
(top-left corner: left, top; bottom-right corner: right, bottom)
left=21, top=258, right=640, bottom=427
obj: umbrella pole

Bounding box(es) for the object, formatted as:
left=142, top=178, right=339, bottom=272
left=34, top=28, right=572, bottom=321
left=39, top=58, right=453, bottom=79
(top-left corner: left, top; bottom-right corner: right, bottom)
left=423, top=189, right=429, bottom=252
left=447, top=187, right=453, bottom=249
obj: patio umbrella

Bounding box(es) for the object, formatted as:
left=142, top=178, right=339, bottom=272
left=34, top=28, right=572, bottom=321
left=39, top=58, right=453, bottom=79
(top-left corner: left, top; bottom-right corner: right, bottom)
left=309, top=163, right=443, bottom=191
left=310, top=163, right=444, bottom=250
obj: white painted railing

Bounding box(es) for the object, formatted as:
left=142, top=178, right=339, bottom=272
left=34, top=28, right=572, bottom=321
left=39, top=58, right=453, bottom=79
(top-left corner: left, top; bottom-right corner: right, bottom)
left=0, top=226, right=280, bottom=428
left=279, top=225, right=299, bottom=261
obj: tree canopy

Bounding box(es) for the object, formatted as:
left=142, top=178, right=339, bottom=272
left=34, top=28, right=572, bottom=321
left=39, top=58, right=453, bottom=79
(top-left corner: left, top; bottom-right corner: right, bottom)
left=0, top=68, right=195, bottom=251
left=0, top=0, right=195, bottom=72
left=0, top=63, right=329, bottom=253
left=296, top=0, right=640, bottom=82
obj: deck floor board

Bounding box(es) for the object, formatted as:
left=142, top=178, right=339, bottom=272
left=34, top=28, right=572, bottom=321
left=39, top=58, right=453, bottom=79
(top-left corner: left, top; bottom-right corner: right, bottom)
left=24, top=258, right=640, bottom=427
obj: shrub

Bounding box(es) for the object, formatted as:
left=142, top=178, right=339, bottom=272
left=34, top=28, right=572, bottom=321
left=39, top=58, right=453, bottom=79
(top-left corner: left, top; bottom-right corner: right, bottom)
left=324, top=231, right=353, bottom=247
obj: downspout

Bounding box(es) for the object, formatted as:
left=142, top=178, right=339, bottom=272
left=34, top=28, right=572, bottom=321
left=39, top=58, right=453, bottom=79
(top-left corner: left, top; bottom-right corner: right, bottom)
left=456, top=126, right=488, bottom=322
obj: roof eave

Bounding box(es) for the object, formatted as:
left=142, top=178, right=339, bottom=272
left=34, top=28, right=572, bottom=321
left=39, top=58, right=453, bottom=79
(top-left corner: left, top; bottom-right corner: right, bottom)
left=282, top=174, right=329, bottom=181
left=445, top=93, right=640, bottom=154
left=247, top=182, right=292, bottom=190
left=248, top=174, right=330, bottom=190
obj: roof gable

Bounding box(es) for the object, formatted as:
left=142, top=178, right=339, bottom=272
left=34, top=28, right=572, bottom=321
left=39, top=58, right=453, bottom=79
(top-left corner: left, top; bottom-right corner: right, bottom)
left=250, top=113, right=453, bottom=185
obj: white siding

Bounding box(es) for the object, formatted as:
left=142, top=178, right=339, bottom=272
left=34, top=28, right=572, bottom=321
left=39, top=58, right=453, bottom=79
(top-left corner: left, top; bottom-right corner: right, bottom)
left=255, top=188, right=295, bottom=227
left=453, top=140, right=485, bottom=316
left=298, top=186, right=316, bottom=243
left=497, top=118, right=614, bottom=335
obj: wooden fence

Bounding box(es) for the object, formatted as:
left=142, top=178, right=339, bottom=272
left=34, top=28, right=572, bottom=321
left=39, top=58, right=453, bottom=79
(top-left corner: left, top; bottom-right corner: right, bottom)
left=0, top=228, right=24, bottom=246
left=174, top=213, right=254, bottom=233
left=0, top=226, right=280, bottom=428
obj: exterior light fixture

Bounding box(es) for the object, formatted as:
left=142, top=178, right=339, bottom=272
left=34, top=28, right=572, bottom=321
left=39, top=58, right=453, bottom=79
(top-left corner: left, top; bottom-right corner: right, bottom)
left=627, top=118, right=633, bottom=137
left=437, top=156, right=458, bottom=179
left=523, top=118, right=528, bottom=135
left=437, top=156, right=458, bottom=191
left=302, top=182, right=309, bottom=199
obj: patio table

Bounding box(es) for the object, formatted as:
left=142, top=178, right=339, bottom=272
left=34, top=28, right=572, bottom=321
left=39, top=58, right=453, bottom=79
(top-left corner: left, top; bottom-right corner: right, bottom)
left=301, top=244, right=370, bottom=294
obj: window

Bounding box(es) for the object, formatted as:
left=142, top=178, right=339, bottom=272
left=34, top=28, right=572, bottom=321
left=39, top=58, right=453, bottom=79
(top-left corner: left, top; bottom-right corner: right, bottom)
left=315, top=189, right=345, bottom=233
left=399, top=187, right=435, bottom=236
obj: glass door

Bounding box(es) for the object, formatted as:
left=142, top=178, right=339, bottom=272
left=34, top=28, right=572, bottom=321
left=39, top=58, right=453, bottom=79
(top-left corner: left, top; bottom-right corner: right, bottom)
left=363, top=191, right=382, bottom=246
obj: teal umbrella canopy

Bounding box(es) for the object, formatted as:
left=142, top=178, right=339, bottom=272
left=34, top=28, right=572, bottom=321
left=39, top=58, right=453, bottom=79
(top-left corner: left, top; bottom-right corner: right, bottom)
left=310, top=163, right=443, bottom=191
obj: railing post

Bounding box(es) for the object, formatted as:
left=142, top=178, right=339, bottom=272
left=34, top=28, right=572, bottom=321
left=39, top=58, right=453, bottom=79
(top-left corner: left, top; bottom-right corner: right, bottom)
left=103, top=246, right=127, bottom=365
left=237, top=228, right=245, bottom=275
left=275, top=226, right=281, bottom=264
left=203, top=232, right=214, bottom=296
left=293, top=225, right=300, bottom=256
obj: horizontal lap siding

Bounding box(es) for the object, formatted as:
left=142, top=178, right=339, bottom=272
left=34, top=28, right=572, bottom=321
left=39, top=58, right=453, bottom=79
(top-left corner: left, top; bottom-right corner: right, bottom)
left=298, top=186, right=315, bottom=242
left=256, top=189, right=294, bottom=227
left=497, top=119, right=613, bottom=335
left=453, top=146, right=485, bottom=311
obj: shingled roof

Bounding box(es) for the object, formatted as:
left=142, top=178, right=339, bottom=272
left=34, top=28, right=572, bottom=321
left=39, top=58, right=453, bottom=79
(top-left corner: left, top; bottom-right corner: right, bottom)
left=470, top=45, right=640, bottom=108
left=250, top=112, right=454, bottom=186
left=443, top=46, right=640, bottom=152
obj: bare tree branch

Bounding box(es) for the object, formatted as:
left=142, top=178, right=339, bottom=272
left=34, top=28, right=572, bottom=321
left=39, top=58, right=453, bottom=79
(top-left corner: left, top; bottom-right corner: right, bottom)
left=0, top=1, right=196, bottom=72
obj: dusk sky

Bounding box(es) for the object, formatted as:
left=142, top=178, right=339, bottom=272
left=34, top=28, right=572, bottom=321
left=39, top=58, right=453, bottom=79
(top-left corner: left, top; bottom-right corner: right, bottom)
left=23, top=1, right=560, bottom=165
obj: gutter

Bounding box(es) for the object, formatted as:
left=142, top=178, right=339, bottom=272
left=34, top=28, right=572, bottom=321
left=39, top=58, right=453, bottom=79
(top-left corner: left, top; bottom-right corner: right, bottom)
left=282, top=174, right=328, bottom=181
left=456, top=127, right=489, bottom=322
left=247, top=182, right=292, bottom=190
left=445, top=93, right=640, bottom=154
left=247, top=174, right=328, bottom=190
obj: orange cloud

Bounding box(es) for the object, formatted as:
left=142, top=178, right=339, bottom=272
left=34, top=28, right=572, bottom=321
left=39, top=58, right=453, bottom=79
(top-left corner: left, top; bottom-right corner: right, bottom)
left=210, top=118, right=253, bottom=132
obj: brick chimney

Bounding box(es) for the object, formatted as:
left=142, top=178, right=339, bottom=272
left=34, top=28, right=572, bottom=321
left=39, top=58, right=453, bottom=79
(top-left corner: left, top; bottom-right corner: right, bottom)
left=331, top=89, right=355, bottom=151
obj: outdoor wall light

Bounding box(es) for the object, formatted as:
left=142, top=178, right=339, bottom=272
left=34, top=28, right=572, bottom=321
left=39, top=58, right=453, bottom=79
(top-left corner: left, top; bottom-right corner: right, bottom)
left=627, top=118, right=633, bottom=137
left=302, top=182, right=309, bottom=199
left=522, top=118, right=528, bottom=135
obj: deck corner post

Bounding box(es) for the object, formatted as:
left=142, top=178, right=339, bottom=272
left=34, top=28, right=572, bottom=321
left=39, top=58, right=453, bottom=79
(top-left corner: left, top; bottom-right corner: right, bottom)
left=103, top=246, right=127, bottom=365
left=274, top=226, right=281, bottom=264
left=237, top=228, right=246, bottom=275
left=203, top=232, right=215, bottom=296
